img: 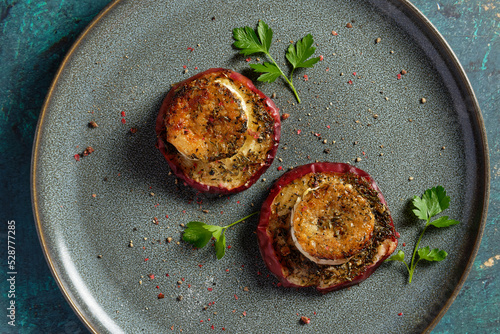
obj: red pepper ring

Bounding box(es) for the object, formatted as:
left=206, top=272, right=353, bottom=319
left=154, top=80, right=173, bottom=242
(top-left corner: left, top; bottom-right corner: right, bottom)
left=156, top=68, right=281, bottom=194
left=257, top=162, right=398, bottom=293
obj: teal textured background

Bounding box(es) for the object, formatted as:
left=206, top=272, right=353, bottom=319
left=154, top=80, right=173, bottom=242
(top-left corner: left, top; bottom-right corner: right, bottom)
left=0, top=0, right=498, bottom=333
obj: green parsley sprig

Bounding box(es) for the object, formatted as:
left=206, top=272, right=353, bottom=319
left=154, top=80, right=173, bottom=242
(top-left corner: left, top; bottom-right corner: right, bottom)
left=182, top=212, right=259, bottom=259
left=386, top=186, right=460, bottom=283
left=233, top=20, right=320, bottom=103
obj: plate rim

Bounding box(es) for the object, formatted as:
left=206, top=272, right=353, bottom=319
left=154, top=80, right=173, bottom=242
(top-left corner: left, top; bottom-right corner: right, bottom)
left=30, top=0, right=490, bottom=333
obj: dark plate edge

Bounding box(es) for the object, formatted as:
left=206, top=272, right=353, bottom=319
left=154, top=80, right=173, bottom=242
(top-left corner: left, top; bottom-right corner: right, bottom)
left=29, top=1, right=490, bottom=333
left=394, top=1, right=490, bottom=333
left=30, top=1, right=123, bottom=333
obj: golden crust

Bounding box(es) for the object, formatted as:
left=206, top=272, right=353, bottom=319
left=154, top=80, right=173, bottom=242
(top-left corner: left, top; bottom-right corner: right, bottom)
left=165, top=72, right=248, bottom=162
left=291, top=180, right=375, bottom=265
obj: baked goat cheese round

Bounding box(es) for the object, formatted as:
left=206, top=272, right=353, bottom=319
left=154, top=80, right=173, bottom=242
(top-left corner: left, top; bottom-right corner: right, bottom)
left=257, top=162, right=398, bottom=293
left=156, top=68, right=281, bottom=194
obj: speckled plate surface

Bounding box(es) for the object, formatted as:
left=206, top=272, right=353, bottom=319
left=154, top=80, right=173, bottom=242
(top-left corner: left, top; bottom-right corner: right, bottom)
left=31, top=0, right=489, bottom=333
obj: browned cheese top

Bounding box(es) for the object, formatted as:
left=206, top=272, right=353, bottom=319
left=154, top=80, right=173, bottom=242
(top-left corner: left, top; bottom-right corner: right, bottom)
left=159, top=69, right=277, bottom=190
left=165, top=71, right=248, bottom=162
left=266, top=171, right=394, bottom=288
left=291, top=180, right=375, bottom=265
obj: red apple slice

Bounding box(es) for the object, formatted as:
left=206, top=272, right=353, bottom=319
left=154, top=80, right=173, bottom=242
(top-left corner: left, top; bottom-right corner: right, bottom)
left=257, top=162, right=398, bottom=293
left=156, top=68, right=280, bottom=194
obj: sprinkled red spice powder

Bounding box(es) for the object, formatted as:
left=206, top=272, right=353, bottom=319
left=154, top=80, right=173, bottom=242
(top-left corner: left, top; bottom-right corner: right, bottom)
left=158, top=293, right=165, bottom=299
left=234, top=294, right=238, bottom=300
left=187, top=47, right=194, bottom=52
left=207, top=288, right=213, bottom=291
left=183, top=65, right=187, bottom=69
left=121, top=111, right=126, bottom=117
left=397, top=73, right=402, bottom=80
left=245, top=57, right=251, bottom=62
left=121, top=118, right=126, bottom=124
left=297, top=129, right=302, bottom=134
left=353, top=72, right=357, bottom=76
left=74, top=154, right=80, bottom=161
left=277, top=166, right=283, bottom=171
left=398, top=312, right=403, bottom=316
left=332, top=30, right=338, bottom=36
left=319, top=55, right=324, bottom=61
left=145, top=258, right=150, bottom=262
left=303, top=74, right=309, bottom=81
left=348, top=80, right=353, bottom=84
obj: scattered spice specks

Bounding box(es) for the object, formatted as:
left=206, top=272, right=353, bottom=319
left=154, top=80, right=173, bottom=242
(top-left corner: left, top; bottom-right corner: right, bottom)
left=346, top=22, right=353, bottom=28
left=300, top=316, right=311, bottom=324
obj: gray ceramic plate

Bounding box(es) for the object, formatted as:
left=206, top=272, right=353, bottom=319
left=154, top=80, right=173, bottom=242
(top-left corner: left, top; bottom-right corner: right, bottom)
left=32, top=0, right=489, bottom=333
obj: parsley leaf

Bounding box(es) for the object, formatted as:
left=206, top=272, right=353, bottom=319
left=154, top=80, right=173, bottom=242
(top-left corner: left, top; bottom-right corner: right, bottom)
left=386, top=250, right=406, bottom=263
left=286, top=34, right=320, bottom=69
left=386, top=186, right=460, bottom=283
left=428, top=216, right=460, bottom=228
left=182, top=222, right=217, bottom=248
left=233, top=20, right=320, bottom=103
left=417, top=246, right=448, bottom=262
left=233, top=25, right=270, bottom=55
left=250, top=63, right=281, bottom=83
left=413, top=186, right=450, bottom=220
left=182, top=212, right=259, bottom=259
